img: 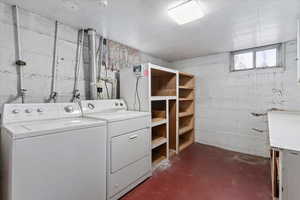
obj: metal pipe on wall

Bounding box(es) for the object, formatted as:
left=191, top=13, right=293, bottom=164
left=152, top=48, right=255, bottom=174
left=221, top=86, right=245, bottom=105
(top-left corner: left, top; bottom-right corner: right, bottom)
left=72, top=29, right=84, bottom=102
left=97, top=36, right=104, bottom=82
left=297, top=19, right=300, bottom=82
left=87, top=29, right=98, bottom=100
left=49, top=20, right=59, bottom=102
left=12, top=5, right=26, bottom=103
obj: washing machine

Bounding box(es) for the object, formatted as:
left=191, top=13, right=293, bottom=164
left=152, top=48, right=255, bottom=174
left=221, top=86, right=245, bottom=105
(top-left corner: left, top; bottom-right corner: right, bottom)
left=1, top=102, right=107, bottom=200
left=80, top=99, right=151, bottom=200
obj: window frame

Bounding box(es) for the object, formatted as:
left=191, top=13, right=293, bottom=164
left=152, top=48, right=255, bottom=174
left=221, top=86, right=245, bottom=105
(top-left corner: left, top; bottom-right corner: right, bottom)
left=230, top=43, right=282, bottom=72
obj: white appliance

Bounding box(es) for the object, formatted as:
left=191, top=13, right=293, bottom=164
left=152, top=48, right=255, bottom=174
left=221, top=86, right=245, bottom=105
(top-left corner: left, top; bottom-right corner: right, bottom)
left=1, top=103, right=107, bottom=200
left=80, top=99, right=151, bottom=200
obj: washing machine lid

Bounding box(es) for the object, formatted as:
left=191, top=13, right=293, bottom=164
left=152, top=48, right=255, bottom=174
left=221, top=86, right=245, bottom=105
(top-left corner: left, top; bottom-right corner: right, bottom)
left=3, top=117, right=106, bottom=139
left=85, top=110, right=150, bottom=122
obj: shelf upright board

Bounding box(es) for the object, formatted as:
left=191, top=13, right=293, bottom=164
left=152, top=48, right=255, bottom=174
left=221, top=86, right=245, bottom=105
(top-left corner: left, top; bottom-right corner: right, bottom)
left=176, top=71, right=179, bottom=154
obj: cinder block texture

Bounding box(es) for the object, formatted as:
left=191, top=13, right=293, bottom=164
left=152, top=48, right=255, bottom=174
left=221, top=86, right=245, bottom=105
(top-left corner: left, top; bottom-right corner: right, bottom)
left=172, top=41, right=298, bottom=157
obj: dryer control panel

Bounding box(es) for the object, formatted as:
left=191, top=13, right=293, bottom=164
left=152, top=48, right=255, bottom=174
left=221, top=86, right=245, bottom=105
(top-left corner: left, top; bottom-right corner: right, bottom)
left=80, top=99, right=127, bottom=114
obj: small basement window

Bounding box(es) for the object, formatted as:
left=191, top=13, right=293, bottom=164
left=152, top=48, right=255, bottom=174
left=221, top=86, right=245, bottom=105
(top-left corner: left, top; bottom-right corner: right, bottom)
left=231, top=44, right=282, bottom=71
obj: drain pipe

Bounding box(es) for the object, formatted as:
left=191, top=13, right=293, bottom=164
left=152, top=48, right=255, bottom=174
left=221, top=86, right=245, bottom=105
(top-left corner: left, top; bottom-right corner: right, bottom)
left=87, top=29, right=98, bottom=100
left=72, top=29, right=85, bottom=102
left=13, top=5, right=26, bottom=103
left=49, top=21, right=59, bottom=103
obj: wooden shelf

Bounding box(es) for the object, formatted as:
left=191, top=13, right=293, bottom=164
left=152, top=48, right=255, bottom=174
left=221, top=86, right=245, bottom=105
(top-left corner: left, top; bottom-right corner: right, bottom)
left=179, top=125, right=194, bottom=136
left=152, top=154, right=167, bottom=167
left=179, top=100, right=193, bottom=114
left=152, top=89, right=176, bottom=96
left=152, top=143, right=167, bottom=167
left=151, top=68, right=177, bottom=96
left=152, top=117, right=167, bottom=127
left=179, top=72, right=194, bottom=78
left=152, top=136, right=167, bottom=149
left=179, top=112, right=194, bottom=118
left=179, top=130, right=194, bottom=152
left=179, top=86, right=194, bottom=90
left=179, top=139, right=193, bottom=152
left=179, top=98, right=194, bottom=101
left=151, top=96, right=177, bottom=101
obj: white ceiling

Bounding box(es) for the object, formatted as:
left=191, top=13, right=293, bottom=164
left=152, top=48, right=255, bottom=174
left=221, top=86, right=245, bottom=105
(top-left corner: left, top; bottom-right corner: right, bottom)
left=2, top=0, right=300, bottom=61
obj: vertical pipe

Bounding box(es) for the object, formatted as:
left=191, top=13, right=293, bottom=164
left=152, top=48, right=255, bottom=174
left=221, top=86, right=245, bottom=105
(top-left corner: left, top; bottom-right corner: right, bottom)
left=98, top=36, right=103, bottom=81
left=73, top=29, right=84, bottom=102
left=297, top=20, right=300, bottom=82
left=13, top=5, right=26, bottom=103
left=87, top=29, right=98, bottom=100
left=116, top=71, right=120, bottom=99
left=49, top=21, right=59, bottom=102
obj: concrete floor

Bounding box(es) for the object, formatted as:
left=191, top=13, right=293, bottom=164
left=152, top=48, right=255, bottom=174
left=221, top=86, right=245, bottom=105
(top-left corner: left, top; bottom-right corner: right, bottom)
left=122, top=143, right=272, bottom=200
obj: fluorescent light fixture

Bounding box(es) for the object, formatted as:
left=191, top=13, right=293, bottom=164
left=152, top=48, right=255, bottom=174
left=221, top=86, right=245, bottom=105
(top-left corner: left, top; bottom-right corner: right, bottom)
left=168, top=0, right=204, bottom=25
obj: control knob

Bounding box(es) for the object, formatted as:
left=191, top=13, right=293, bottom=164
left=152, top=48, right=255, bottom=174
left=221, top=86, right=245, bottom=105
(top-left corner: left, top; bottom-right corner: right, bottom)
left=64, top=105, right=74, bottom=113
left=12, top=109, right=20, bottom=114
left=25, top=108, right=33, bottom=113
left=88, top=103, right=95, bottom=110
left=37, top=108, right=44, bottom=113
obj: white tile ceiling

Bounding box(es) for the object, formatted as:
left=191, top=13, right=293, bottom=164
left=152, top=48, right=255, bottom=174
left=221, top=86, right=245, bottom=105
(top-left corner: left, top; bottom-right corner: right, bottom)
left=2, top=0, right=300, bottom=61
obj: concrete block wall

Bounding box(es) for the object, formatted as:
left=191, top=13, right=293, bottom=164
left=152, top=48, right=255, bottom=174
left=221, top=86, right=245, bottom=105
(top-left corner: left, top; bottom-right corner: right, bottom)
left=0, top=2, right=168, bottom=113
left=172, top=41, right=299, bottom=157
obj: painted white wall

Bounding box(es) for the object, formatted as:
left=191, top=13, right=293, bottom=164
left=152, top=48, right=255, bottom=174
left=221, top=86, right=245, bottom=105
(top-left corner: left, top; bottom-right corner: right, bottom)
left=0, top=2, right=168, bottom=112
left=172, top=41, right=299, bottom=157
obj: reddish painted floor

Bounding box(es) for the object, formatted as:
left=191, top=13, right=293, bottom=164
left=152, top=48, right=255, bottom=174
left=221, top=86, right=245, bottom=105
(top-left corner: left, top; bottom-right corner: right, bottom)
left=122, top=143, right=272, bottom=200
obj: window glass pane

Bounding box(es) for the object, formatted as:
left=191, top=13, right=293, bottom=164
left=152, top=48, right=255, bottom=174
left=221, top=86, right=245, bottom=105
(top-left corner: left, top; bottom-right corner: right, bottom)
left=234, top=52, right=254, bottom=70
left=256, top=48, right=277, bottom=68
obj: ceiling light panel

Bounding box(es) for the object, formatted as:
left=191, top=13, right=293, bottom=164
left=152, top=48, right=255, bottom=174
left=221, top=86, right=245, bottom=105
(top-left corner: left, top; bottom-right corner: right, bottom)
left=168, top=0, right=204, bottom=25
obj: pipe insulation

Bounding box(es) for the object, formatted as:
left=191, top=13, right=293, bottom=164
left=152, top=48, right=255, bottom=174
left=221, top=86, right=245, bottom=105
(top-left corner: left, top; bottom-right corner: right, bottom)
left=12, top=5, right=26, bottom=103
left=87, top=29, right=98, bottom=100
left=49, top=21, right=59, bottom=102
left=72, top=29, right=84, bottom=102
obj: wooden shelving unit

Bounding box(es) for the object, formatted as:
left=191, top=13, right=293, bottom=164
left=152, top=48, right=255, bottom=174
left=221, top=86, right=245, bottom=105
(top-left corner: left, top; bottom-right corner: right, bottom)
left=150, top=66, right=178, bottom=168
left=178, top=72, right=195, bottom=152
left=120, top=63, right=196, bottom=169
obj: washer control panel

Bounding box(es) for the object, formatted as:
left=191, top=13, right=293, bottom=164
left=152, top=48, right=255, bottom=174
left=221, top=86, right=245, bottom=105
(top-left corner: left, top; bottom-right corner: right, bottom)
left=2, top=103, right=81, bottom=124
